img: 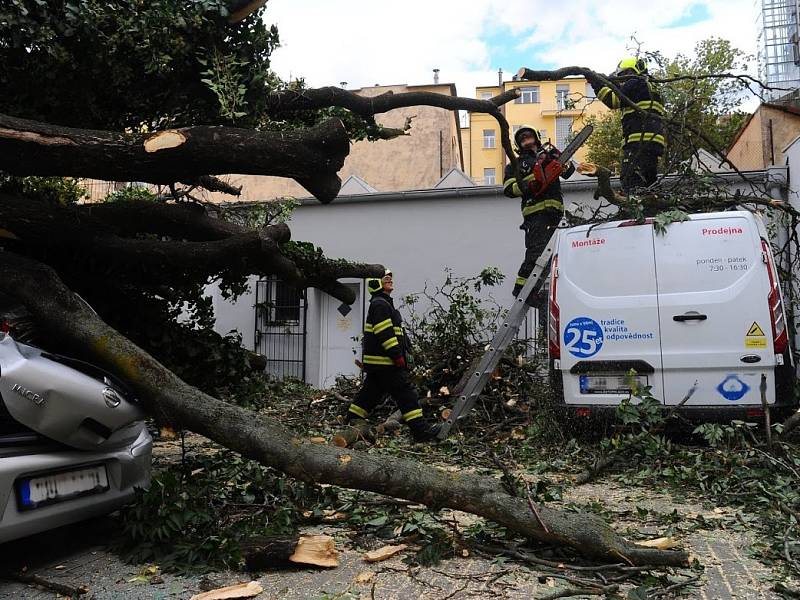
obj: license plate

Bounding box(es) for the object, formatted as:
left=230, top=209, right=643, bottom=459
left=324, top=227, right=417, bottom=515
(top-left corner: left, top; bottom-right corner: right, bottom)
left=16, top=464, right=109, bottom=511
left=579, top=374, right=647, bottom=394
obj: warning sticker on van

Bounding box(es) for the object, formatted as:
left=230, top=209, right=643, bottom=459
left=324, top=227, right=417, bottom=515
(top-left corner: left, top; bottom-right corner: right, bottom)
left=745, top=321, right=767, bottom=349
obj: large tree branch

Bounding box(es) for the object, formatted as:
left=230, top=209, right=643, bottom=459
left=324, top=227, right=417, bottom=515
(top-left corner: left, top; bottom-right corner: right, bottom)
left=0, top=194, right=381, bottom=303
left=0, top=114, right=350, bottom=203
left=0, top=250, right=688, bottom=568
left=264, top=86, right=519, bottom=118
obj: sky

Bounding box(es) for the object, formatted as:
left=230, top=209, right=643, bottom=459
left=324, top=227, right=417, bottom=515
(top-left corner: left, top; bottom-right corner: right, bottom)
left=263, top=0, right=762, bottom=112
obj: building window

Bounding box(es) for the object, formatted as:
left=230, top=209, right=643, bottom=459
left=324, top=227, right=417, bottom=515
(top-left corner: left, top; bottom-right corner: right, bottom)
left=483, top=129, right=496, bottom=148
left=515, top=86, right=540, bottom=103
left=480, top=91, right=494, bottom=100
left=555, top=117, right=573, bottom=150
left=539, top=129, right=548, bottom=143
left=585, top=82, right=596, bottom=99
left=483, top=168, right=496, bottom=185
left=258, top=278, right=302, bottom=325
left=556, top=84, right=570, bottom=110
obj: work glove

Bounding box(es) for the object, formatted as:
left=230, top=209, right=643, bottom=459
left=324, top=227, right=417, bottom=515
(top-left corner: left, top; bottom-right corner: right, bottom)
left=393, top=356, right=406, bottom=369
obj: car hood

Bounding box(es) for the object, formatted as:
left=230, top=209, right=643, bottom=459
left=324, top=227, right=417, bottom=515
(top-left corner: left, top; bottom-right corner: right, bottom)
left=0, top=335, right=144, bottom=450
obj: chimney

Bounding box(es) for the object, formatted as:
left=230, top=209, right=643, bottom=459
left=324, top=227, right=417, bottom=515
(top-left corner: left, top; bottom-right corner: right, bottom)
left=340, top=81, right=347, bottom=88
left=433, top=68, right=440, bottom=84
left=498, top=68, right=503, bottom=86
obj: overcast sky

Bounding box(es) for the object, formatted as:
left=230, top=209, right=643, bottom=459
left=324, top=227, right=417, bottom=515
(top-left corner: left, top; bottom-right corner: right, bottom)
left=264, top=0, right=762, bottom=109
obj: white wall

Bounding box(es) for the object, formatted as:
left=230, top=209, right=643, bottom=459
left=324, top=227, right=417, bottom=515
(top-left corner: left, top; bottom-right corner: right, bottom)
left=211, top=171, right=784, bottom=386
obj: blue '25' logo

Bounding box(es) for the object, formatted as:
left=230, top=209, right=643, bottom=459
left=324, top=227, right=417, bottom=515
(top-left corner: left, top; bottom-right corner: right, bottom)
left=564, top=317, right=604, bottom=358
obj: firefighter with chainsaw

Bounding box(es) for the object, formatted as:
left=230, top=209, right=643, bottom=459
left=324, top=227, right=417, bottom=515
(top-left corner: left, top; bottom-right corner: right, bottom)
left=503, top=126, right=575, bottom=315
left=346, top=270, right=441, bottom=442
left=591, top=56, right=665, bottom=193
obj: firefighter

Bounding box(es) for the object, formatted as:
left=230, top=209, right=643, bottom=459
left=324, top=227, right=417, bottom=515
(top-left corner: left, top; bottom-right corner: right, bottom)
left=503, top=126, right=574, bottom=316
left=592, top=56, right=665, bottom=193
left=346, top=270, right=440, bottom=442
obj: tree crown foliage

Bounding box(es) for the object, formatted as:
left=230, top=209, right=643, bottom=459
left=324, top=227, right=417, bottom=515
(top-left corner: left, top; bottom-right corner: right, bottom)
left=0, top=0, right=280, bottom=129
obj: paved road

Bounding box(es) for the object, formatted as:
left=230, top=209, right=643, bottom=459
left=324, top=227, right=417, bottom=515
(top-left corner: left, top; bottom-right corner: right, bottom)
left=0, top=513, right=785, bottom=599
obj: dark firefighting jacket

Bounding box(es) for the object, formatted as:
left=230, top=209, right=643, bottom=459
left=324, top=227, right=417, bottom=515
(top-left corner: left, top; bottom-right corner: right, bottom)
left=503, top=146, right=575, bottom=217
left=362, top=292, right=406, bottom=369
left=592, top=75, right=665, bottom=154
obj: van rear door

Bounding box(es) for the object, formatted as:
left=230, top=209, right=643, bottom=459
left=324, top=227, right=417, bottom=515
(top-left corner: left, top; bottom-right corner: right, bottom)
left=557, top=221, right=665, bottom=404
left=654, top=212, right=774, bottom=406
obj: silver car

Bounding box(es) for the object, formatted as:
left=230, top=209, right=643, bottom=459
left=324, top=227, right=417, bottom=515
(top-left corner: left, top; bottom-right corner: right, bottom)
left=0, top=333, right=152, bottom=543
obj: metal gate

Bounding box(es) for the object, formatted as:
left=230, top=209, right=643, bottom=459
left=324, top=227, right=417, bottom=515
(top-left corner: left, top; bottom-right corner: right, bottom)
left=254, top=277, right=307, bottom=380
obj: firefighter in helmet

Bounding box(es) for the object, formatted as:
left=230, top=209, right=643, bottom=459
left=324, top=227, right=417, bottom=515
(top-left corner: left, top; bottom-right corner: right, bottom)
left=503, top=125, right=574, bottom=319
left=346, top=269, right=440, bottom=442
left=591, top=56, right=665, bottom=193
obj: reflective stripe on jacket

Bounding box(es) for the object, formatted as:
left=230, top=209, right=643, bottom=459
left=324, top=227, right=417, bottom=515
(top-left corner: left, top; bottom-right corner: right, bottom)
left=362, top=292, right=405, bottom=368
left=593, top=75, right=664, bottom=155
left=502, top=147, right=573, bottom=215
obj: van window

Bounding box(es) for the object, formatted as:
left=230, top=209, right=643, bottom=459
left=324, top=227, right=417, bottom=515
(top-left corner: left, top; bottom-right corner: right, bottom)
left=654, top=217, right=759, bottom=294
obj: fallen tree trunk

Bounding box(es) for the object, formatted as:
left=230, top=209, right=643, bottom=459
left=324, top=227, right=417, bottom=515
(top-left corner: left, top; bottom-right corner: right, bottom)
left=0, top=251, right=688, bottom=567
left=0, top=113, right=349, bottom=203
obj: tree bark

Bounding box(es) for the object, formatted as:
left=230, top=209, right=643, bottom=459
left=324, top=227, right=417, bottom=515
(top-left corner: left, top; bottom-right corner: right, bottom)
left=0, top=251, right=688, bottom=568
left=0, top=194, right=382, bottom=304
left=0, top=114, right=350, bottom=203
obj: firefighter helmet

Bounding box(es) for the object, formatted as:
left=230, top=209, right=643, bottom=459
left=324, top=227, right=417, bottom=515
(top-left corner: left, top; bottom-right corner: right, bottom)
left=615, top=56, right=647, bottom=76
left=514, top=126, right=540, bottom=151
left=367, top=269, right=393, bottom=294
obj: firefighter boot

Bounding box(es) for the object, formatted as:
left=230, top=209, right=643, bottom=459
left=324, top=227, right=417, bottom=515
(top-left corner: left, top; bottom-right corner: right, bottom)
left=407, top=419, right=442, bottom=443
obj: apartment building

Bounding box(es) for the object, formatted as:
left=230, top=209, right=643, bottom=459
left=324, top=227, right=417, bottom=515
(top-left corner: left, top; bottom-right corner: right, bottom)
left=465, top=75, right=607, bottom=185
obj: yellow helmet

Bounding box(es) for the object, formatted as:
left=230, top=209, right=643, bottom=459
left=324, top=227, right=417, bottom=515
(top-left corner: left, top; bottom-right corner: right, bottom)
left=615, top=56, right=647, bottom=76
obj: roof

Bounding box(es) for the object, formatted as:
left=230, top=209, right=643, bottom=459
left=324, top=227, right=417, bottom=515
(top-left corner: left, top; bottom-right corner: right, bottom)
left=727, top=102, right=800, bottom=152
left=434, top=167, right=476, bottom=188
left=339, top=174, right=378, bottom=195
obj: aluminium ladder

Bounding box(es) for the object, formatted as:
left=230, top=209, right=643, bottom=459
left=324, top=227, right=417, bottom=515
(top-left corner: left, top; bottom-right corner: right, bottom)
left=436, top=227, right=560, bottom=440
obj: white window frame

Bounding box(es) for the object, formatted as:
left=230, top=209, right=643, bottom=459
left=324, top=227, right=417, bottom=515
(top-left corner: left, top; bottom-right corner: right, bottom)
left=483, top=129, right=496, bottom=149
left=483, top=168, right=496, bottom=185
left=515, top=86, right=540, bottom=104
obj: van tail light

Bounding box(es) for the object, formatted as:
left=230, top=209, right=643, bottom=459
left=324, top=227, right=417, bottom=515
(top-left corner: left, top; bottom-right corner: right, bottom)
left=575, top=407, right=592, bottom=417
left=746, top=408, right=765, bottom=418
left=548, top=255, right=560, bottom=359
left=761, top=239, right=788, bottom=355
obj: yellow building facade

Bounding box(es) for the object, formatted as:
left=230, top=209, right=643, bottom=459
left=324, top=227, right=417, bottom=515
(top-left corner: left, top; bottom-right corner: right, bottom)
left=465, top=77, right=607, bottom=185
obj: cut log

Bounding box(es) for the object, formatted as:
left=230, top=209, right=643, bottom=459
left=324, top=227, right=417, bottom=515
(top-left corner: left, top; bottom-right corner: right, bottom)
left=363, top=544, right=407, bottom=563
left=332, top=419, right=374, bottom=448
left=189, top=581, right=263, bottom=600
left=241, top=534, right=338, bottom=571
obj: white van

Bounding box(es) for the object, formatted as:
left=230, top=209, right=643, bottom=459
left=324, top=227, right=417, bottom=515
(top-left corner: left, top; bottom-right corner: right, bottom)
left=548, top=210, right=796, bottom=421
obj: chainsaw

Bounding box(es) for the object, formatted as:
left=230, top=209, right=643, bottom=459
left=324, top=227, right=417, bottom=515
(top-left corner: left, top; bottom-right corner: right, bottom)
left=525, top=123, right=593, bottom=197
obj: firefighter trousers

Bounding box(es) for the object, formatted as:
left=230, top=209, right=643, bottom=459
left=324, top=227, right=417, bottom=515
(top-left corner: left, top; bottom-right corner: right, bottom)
left=621, top=144, right=659, bottom=193
left=349, top=368, right=425, bottom=426
left=513, top=209, right=560, bottom=327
